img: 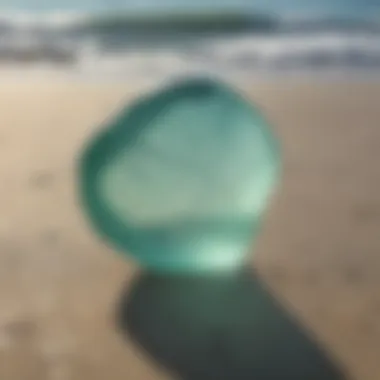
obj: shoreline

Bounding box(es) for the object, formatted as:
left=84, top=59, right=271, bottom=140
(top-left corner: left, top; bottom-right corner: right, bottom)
left=1, top=66, right=380, bottom=85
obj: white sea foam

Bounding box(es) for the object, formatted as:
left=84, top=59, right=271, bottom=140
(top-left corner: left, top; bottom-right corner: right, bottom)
left=72, top=32, right=380, bottom=79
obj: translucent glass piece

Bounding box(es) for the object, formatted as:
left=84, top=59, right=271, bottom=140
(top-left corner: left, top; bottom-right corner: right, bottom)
left=79, top=78, right=281, bottom=273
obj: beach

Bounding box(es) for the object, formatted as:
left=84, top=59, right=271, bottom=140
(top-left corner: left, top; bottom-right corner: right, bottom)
left=0, top=77, right=379, bottom=380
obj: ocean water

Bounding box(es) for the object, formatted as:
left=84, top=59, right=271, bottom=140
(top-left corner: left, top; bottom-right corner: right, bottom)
left=0, top=11, right=379, bottom=80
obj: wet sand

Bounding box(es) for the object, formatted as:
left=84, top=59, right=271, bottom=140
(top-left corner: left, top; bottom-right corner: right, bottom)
left=0, top=79, right=379, bottom=380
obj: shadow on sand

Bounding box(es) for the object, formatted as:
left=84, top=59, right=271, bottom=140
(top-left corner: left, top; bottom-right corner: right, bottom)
left=117, top=268, right=346, bottom=380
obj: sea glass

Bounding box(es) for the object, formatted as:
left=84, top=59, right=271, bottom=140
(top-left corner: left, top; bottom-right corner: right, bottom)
left=79, top=78, right=281, bottom=273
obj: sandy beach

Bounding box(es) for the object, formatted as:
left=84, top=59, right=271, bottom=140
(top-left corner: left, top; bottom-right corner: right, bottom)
left=0, top=76, right=379, bottom=380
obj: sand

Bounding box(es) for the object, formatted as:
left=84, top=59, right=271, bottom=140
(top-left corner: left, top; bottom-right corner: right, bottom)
left=0, top=77, right=379, bottom=380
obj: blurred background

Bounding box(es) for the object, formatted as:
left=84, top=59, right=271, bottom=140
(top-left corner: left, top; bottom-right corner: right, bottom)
left=0, top=0, right=380, bottom=380
left=1, top=0, right=380, bottom=80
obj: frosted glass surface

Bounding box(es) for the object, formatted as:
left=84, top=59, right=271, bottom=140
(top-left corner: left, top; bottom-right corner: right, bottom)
left=79, top=78, right=281, bottom=273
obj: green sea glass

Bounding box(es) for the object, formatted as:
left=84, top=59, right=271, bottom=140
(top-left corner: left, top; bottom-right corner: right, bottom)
left=79, top=78, right=281, bottom=274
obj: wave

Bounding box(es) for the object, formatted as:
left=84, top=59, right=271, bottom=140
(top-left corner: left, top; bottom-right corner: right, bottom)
left=0, top=10, right=279, bottom=35
left=0, top=9, right=379, bottom=33
left=0, top=10, right=88, bottom=29
left=0, top=10, right=380, bottom=77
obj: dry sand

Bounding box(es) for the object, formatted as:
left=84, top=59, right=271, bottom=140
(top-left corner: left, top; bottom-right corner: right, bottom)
left=0, top=78, right=379, bottom=380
